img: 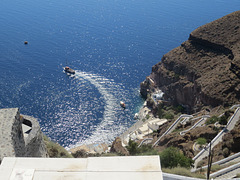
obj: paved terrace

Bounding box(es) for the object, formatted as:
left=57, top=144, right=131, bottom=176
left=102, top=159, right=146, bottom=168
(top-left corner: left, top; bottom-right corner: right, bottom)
left=0, top=156, right=163, bottom=180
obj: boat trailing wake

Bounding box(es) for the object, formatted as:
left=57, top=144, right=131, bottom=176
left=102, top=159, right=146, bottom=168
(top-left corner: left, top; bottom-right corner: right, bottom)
left=68, top=70, right=131, bottom=148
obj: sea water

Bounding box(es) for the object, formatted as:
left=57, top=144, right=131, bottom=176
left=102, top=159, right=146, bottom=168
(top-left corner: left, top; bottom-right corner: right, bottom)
left=0, top=0, right=239, bottom=148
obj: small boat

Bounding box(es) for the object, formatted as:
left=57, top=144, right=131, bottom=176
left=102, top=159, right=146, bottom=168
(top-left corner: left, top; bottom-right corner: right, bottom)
left=64, top=66, right=75, bottom=74
left=120, top=101, right=126, bottom=108
left=134, top=113, right=139, bottom=119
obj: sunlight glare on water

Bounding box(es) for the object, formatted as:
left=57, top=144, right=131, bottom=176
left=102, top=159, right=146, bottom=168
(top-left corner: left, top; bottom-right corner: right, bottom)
left=0, top=0, right=239, bottom=148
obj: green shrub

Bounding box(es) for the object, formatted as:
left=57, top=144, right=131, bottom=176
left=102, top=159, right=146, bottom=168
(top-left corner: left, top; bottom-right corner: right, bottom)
left=223, top=147, right=230, bottom=157
left=206, top=116, right=218, bottom=125
left=126, top=140, right=158, bottom=156
left=146, top=114, right=150, bottom=119
left=219, top=115, right=228, bottom=125
left=163, top=112, right=174, bottom=119
left=126, top=139, right=139, bottom=155
left=224, top=110, right=233, bottom=118
left=72, top=149, right=88, bottom=158
left=157, top=108, right=164, bottom=118
left=137, top=144, right=158, bottom=155
left=146, top=94, right=154, bottom=107
left=206, top=110, right=232, bottom=125
left=44, top=135, right=73, bottom=158
left=213, top=126, right=220, bottom=132
left=196, top=138, right=207, bottom=146
left=162, top=167, right=205, bottom=179
left=157, top=103, right=165, bottom=118
left=174, top=105, right=185, bottom=113
left=159, top=147, right=194, bottom=168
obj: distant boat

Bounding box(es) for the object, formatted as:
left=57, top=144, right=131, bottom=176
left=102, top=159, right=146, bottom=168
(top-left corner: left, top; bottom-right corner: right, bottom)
left=120, top=101, right=126, bottom=108
left=64, top=66, right=75, bottom=74
left=134, top=113, right=139, bottom=119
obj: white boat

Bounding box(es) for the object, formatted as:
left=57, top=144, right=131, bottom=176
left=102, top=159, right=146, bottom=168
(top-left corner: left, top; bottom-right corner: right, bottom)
left=134, top=113, right=139, bottom=119
left=120, top=101, right=126, bottom=108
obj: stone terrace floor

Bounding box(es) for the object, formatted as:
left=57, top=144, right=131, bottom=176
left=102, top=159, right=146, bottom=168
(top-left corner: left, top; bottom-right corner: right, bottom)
left=0, top=156, right=163, bottom=180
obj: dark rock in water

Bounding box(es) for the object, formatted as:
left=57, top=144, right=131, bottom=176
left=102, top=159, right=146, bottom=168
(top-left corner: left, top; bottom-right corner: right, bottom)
left=110, top=137, right=129, bottom=156
left=140, top=11, right=240, bottom=112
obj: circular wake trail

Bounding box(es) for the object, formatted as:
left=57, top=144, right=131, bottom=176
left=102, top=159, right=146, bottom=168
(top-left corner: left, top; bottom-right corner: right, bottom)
left=72, top=70, right=127, bottom=146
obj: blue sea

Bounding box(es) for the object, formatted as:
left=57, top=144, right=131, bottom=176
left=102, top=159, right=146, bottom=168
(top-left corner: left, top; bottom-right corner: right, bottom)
left=0, top=0, right=239, bottom=148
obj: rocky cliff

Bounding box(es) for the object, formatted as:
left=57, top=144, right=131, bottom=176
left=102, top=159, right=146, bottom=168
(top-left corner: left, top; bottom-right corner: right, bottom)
left=140, top=11, right=240, bottom=112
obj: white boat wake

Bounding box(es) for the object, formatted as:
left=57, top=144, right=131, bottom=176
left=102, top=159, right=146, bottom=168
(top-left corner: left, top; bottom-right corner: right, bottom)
left=69, top=70, right=129, bottom=148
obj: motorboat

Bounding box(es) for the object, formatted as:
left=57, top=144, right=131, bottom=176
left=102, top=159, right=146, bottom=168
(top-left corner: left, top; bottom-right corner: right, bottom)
left=120, top=101, right=126, bottom=108
left=64, top=66, right=75, bottom=74
left=134, top=113, right=139, bottom=119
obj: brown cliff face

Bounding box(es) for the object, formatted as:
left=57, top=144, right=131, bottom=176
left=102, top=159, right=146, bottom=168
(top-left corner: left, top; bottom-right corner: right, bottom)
left=110, top=137, right=129, bottom=156
left=156, top=125, right=218, bottom=158
left=213, top=120, right=240, bottom=162
left=140, top=11, right=240, bottom=112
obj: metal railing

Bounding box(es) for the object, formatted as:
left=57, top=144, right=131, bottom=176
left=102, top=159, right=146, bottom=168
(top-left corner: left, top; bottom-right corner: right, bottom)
left=193, top=107, right=240, bottom=162
left=152, top=114, right=193, bottom=147
left=180, top=115, right=210, bottom=136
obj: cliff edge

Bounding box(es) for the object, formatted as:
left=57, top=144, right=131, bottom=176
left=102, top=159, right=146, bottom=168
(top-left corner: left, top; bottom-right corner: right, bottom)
left=141, top=11, right=240, bottom=112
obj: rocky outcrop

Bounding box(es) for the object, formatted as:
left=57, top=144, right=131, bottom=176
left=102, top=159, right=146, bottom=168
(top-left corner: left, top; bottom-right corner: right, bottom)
left=0, top=108, right=48, bottom=162
left=0, top=108, right=25, bottom=161
left=110, top=137, right=129, bottom=156
left=22, top=115, right=48, bottom=157
left=140, top=11, right=240, bottom=112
